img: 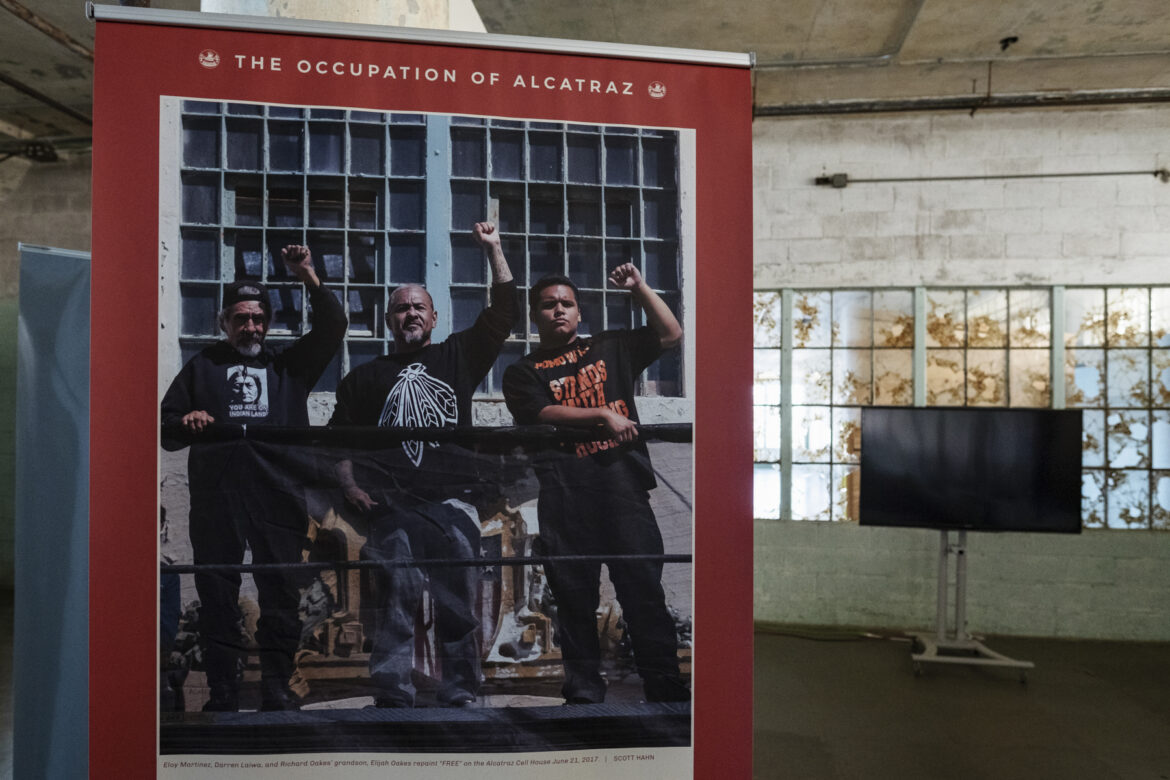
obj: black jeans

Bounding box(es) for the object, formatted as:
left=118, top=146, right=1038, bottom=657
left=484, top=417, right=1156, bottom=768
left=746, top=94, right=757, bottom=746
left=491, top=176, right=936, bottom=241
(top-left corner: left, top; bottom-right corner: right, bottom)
left=537, top=456, right=687, bottom=703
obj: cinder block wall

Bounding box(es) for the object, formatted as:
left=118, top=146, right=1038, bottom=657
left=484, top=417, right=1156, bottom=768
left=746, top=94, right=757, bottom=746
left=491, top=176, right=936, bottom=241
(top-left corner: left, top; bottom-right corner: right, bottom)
left=753, top=105, right=1170, bottom=640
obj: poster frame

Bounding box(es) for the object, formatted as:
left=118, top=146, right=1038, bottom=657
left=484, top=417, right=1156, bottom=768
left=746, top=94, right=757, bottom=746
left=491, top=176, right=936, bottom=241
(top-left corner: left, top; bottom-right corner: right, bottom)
left=90, top=5, right=754, bottom=776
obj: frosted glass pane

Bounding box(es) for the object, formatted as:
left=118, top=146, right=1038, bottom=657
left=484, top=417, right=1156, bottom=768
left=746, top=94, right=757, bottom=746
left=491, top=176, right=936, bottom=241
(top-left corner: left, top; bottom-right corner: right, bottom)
left=792, top=291, right=831, bottom=348
left=1009, top=289, right=1050, bottom=347
left=1009, top=349, right=1050, bottom=408
left=927, top=349, right=964, bottom=406
left=926, top=290, right=965, bottom=347
left=1106, top=288, right=1148, bottom=347
left=754, top=292, right=782, bottom=348
left=754, top=464, right=781, bottom=519
left=967, top=289, right=1007, bottom=347
left=967, top=349, right=1006, bottom=407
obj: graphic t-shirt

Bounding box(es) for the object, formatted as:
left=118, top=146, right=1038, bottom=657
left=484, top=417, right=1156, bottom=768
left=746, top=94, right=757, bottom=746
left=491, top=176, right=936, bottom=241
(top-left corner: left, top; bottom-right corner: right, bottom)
left=161, top=282, right=347, bottom=435
left=160, top=282, right=348, bottom=493
left=502, top=326, right=662, bottom=490
left=328, top=282, right=516, bottom=491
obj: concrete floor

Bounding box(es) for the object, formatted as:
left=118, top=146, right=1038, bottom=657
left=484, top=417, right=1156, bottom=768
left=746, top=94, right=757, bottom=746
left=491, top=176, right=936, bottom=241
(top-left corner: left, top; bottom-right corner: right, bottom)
left=754, top=628, right=1170, bottom=780
left=3, top=610, right=1169, bottom=777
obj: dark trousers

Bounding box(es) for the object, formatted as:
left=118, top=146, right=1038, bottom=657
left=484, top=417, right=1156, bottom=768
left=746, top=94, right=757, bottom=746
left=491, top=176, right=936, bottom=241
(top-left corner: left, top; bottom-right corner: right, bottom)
left=189, top=479, right=307, bottom=694
left=537, top=459, right=688, bottom=703
left=362, top=499, right=482, bottom=706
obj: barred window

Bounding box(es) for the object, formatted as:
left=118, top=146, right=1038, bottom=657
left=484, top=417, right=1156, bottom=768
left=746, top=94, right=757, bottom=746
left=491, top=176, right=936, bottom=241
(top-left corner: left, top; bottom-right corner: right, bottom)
left=171, top=100, right=684, bottom=397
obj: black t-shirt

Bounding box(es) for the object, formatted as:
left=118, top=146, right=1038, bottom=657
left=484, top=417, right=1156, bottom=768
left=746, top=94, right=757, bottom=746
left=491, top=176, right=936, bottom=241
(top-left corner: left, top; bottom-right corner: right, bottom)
left=329, top=282, right=516, bottom=491
left=160, top=283, right=348, bottom=492
left=161, top=283, right=347, bottom=437
left=503, top=326, right=662, bottom=490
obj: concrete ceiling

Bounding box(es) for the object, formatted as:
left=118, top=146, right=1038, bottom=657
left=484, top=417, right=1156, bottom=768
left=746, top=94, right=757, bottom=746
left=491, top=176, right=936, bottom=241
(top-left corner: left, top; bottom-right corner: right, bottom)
left=0, top=0, right=198, bottom=152
left=476, top=0, right=1170, bottom=113
left=473, top=0, right=1170, bottom=62
left=1, top=0, right=1168, bottom=155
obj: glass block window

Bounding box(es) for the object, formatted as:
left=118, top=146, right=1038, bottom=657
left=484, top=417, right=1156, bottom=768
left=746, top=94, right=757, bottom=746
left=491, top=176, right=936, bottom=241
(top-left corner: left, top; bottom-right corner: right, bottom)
left=174, top=101, right=684, bottom=396
left=754, top=286, right=1169, bottom=531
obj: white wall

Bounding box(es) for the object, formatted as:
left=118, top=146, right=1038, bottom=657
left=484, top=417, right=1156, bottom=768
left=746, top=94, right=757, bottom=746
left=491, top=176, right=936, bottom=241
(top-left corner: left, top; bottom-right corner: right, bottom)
left=754, top=106, right=1170, bottom=289
left=753, top=104, right=1170, bottom=641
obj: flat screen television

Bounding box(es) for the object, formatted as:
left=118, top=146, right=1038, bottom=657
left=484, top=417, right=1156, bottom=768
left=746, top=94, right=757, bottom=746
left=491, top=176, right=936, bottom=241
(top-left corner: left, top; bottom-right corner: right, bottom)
left=859, top=407, right=1083, bottom=534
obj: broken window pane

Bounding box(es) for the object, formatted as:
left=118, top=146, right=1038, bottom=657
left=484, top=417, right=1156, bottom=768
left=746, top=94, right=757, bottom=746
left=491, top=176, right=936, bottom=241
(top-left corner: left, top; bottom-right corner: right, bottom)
left=1106, top=288, right=1149, bottom=347
left=1106, top=469, right=1149, bottom=529
left=792, top=350, right=832, bottom=405
left=833, top=350, right=872, bottom=405
left=1149, top=410, right=1170, bottom=471
left=1065, top=348, right=1104, bottom=407
left=1082, top=470, right=1105, bottom=529
left=926, top=289, right=964, bottom=347
left=1009, top=289, right=1050, bottom=347
left=834, top=407, right=861, bottom=464
left=753, top=463, right=781, bottom=520
left=1151, top=288, right=1170, bottom=347
left=754, top=405, right=782, bottom=463
left=792, top=291, right=831, bottom=348
left=792, top=406, right=831, bottom=462
left=1106, top=410, right=1149, bottom=469
left=967, top=349, right=1006, bottom=406
left=1083, top=409, right=1106, bottom=468
left=966, top=289, right=1007, bottom=347
left=874, top=349, right=913, bottom=405
left=1107, top=349, right=1150, bottom=408
left=834, top=464, right=860, bottom=523
left=832, top=290, right=872, bottom=348
left=753, top=348, right=781, bottom=405
left=927, top=349, right=964, bottom=406
left=753, top=292, right=783, bottom=348
left=791, top=464, right=831, bottom=521
left=874, top=290, right=914, bottom=347
left=1152, top=471, right=1170, bottom=529
left=1009, top=349, right=1050, bottom=408
left=1153, top=350, right=1170, bottom=407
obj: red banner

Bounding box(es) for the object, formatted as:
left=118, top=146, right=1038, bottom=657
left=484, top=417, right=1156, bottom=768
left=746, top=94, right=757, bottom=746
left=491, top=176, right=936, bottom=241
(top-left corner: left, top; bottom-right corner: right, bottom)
left=93, top=9, right=752, bottom=777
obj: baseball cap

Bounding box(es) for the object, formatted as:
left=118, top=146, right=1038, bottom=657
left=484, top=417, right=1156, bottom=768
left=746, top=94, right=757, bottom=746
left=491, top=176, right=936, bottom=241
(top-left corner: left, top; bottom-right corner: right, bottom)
left=223, top=280, right=271, bottom=315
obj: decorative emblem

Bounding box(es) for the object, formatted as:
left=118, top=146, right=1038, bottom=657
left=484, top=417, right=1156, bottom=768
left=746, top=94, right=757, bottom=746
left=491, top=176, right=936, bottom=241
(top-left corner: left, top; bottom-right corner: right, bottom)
left=648, top=81, right=666, bottom=99
left=379, top=363, right=458, bottom=467
left=198, top=49, right=221, bottom=69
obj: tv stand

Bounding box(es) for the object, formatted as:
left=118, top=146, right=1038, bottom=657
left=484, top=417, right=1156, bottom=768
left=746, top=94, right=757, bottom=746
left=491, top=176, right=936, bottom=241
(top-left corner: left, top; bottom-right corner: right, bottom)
left=909, top=530, right=1033, bottom=682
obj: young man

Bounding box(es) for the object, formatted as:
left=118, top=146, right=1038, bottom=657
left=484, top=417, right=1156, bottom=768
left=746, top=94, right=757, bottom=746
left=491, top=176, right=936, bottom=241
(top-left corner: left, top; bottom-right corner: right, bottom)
left=161, top=246, right=347, bottom=711
left=329, top=221, right=516, bottom=708
left=502, top=263, right=690, bottom=704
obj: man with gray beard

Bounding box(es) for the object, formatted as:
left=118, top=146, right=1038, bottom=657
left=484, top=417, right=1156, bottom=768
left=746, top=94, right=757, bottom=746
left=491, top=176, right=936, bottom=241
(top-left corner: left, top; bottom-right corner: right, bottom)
left=161, top=245, right=347, bottom=712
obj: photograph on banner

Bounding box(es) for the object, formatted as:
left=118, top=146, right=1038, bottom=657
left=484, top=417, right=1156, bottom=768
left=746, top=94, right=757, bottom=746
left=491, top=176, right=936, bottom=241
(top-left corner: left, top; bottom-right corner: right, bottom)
left=157, top=96, right=696, bottom=755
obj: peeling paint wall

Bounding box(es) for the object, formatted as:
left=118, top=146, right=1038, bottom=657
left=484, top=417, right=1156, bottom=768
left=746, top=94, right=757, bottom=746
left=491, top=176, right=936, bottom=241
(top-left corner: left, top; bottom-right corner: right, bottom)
left=753, top=104, right=1170, bottom=641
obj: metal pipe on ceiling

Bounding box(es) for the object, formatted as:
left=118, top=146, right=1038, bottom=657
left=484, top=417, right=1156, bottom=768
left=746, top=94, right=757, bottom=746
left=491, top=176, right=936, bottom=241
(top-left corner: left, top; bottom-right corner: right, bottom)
left=814, top=169, right=1170, bottom=188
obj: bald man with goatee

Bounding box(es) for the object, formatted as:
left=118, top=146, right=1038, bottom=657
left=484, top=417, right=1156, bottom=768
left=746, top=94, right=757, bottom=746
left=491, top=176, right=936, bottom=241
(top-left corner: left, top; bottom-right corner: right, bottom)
left=329, top=221, right=516, bottom=708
